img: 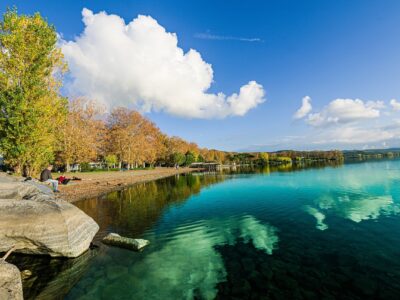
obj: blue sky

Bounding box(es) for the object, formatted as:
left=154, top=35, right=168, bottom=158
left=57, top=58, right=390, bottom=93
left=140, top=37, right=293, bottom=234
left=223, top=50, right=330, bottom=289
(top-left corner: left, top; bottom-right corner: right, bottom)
left=2, top=0, right=400, bottom=151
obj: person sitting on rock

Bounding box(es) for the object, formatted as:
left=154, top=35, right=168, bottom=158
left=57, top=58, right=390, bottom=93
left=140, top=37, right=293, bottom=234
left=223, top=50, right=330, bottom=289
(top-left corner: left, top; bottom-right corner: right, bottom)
left=40, top=164, right=60, bottom=193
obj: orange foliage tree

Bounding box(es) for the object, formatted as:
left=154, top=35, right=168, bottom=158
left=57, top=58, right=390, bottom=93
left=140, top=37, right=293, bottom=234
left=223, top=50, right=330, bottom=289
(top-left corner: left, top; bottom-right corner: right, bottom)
left=58, top=98, right=105, bottom=171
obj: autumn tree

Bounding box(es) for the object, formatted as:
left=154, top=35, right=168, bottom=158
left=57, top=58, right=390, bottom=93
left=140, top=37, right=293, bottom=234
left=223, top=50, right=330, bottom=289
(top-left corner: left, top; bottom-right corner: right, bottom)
left=164, top=136, right=189, bottom=166
left=58, top=98, right=105, bottom=171
left=205, top=149, right=216, bottom=162
left=107, top=107, right=165, bottom=168
left=0, top=9, right=67, bottom=175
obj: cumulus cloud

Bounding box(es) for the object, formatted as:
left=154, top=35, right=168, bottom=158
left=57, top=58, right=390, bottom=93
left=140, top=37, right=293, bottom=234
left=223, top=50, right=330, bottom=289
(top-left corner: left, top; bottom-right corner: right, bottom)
left=390, top=99, right=400, bottom=111
left=366, top=100, right=385, bottom=109
left=293, top=95, right=312, bottom=119
left=306, top=98, right=381, bottom=127
left=285, top=96, right=400, bottom=148
left=61, top=8, right=265, bottom=118
left=311, top=126, right=395, bottom=144
left=251, top=119, right=400, bottom=150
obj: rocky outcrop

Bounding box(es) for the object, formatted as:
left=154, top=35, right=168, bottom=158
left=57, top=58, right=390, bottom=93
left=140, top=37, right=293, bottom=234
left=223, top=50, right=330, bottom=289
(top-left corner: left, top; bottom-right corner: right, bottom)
left=0, top=260, right=23, bottom=300
left=102, top=233, right=150, bottom=251
left=0, top=173, right=99, bottom=258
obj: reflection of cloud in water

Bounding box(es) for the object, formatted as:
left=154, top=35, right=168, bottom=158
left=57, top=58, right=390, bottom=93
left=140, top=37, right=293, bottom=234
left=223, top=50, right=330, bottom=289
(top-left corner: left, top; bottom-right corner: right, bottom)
left=333, top=195, right=399, bottom=223
left=238, top=216, right=279, bottom=253
left=126, top=215, right=278, bottom=299
left=306, top=194, right=400, bottom=230
left=304, top=206, right=328, bottom=230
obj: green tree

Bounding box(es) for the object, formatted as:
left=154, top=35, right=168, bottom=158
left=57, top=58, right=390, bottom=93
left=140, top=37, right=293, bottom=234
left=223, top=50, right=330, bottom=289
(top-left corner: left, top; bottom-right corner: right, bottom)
left=258, top=152, right=269, bottom=165
left=170, top=152, right=186, bottom=166
left=105, top=154, right=118, bottom=170
left=0, top=8, right=67, bottom=175
left=197, top=154, right=205, bottom=162
left=184, top=151, right=195, bottom=166
left=276, top=156, right=292, bottom=164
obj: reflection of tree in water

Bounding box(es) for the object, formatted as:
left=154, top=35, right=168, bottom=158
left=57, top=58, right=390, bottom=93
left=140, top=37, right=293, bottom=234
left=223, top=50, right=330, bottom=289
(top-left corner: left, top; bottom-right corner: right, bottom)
left=7, top=248, right=97, bottom=300
left=221, top=160, right=344, bottom=176
left=75, top=173, right=225, bottom=238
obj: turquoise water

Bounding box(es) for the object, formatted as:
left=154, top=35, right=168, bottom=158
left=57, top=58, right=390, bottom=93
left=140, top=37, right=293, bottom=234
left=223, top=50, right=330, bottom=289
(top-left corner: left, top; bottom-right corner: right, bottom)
left=17, top=160, right=400, bottom=299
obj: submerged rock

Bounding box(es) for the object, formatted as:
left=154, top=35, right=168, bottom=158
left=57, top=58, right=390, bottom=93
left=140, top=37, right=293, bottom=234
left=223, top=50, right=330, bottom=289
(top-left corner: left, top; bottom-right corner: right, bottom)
left=0, top=173, right=99, bottom=258
left=20, top=270, right=32, bottom=280
left=102, top=233, right=150, bottom=251
left=0, top=260, right=23, bottom=300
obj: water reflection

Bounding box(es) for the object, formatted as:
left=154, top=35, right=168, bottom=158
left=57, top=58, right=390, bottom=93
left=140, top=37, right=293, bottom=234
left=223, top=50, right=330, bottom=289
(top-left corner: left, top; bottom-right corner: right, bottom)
left=65, top=159, right=400, bottom=299
left=220, top=160, right=344, bottom=175
left=73, top=215, right=278, bottom=300
left=304, top=206, right=329, bottom=230
left=75, top=173, right=225, bottom=239
left=306, top=194, right=400, bottom=230
left=7, top=248, right=97, bottom=300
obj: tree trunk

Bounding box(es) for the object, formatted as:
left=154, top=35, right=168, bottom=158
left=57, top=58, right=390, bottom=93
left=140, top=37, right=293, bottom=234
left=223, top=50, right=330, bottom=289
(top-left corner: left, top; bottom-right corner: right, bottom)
left=22, top=165, right=29, bottom=177
left=14, top=164, right=22, bottom=176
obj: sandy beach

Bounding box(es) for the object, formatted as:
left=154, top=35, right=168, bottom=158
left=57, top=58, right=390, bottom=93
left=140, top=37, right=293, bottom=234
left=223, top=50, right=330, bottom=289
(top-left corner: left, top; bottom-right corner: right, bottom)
left=57, top=167, right=195, bottom=203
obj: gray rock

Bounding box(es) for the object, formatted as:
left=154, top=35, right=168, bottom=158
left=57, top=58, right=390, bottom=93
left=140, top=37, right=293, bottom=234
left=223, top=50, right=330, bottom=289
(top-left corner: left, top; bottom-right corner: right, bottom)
left=0, top=260, right=23, bottom=300
left=0, top=173, right=99, bottom=258
left=102, top=233, right=150, bottom=251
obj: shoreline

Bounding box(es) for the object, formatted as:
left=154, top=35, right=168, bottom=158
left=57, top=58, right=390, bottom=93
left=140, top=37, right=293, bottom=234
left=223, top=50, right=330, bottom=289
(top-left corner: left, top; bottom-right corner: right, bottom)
left=57, top=167, right=196, bottom=203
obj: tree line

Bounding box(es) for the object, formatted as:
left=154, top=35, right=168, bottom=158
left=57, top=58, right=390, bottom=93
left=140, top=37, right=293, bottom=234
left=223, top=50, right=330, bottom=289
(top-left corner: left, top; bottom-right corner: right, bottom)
left=271, top=150, right=344, bottom=161
left=56, top=98, right=229, bottom=172
left=0, top=9, right=344, bottom=176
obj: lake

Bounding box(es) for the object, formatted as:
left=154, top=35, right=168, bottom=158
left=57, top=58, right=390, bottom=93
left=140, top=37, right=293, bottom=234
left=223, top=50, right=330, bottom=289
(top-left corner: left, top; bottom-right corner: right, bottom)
left=13, top=160, right=400, bottom=299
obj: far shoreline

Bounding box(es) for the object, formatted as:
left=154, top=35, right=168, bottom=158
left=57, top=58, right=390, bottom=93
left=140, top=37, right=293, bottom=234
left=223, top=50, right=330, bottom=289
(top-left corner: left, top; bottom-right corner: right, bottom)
left=57, top=167, right=196, bottom=203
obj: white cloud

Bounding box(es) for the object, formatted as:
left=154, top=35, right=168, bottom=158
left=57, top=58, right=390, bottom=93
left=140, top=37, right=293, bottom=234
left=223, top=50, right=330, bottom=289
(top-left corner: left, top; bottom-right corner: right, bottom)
left=194, top=33, right=262, bottom=42
left=311, top=126, right=395, bottom=144
left=61, top=8, right=265, bottom=119
left=293, top=95, right=312, bottom=119
left=366, top=100, right=385, bottom=109
left=249, top=119, right=400, bottom=150
left=390, top=99, right=400, bottom=111
left=306, top=98, right=381, bottom=127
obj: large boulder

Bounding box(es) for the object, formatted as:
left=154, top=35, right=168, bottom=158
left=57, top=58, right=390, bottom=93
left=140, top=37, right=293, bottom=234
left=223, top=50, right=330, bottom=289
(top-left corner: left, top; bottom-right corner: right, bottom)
left=0, top=173, right=99, bottom=258
left=0, top=260, right=23, bottom=300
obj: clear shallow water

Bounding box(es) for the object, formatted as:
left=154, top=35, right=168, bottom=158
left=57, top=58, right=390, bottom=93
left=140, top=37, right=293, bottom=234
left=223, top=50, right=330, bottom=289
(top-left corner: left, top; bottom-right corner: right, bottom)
left=13, top=160, right=400, bottom=299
